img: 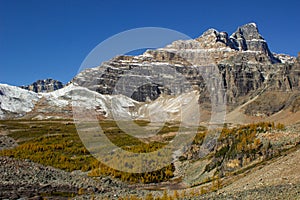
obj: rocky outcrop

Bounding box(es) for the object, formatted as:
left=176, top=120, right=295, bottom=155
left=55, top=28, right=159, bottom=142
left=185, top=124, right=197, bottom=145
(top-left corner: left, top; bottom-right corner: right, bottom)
left=1, top=23, right=299, bottom=120
left=72, top=23, right=296, bottom=113
left=195, top=29, right=236, bottom=49
left=20, top=79, right=64, bottom=93
left=230, top=23, right=280, bottom=63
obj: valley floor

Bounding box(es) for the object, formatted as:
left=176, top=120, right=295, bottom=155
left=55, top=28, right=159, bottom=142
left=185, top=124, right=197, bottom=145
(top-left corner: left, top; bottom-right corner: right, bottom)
left=2, top=147, right=300, bottom=199
left=1, top=120, right=300, bottom=199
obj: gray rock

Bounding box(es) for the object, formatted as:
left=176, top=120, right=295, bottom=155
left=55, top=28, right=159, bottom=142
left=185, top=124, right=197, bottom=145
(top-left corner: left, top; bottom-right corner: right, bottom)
left=230, top=23, right=280, bottom=63
left=20, top=78, right=64, bottom=93
left=71, top=23, right=298, bottom=116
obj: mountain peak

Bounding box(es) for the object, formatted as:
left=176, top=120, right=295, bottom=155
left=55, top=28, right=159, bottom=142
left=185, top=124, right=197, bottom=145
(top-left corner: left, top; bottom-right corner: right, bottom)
left=232, top=22, right=264, bottom=41
left=242, top=22, right=258, bottom=29
left=202, top=28, right=219, bottom=36
left=195, top=28, right=237, bottom=50
left=249, top=22, right=257, bottom=27
left=20, top=78, right=64, bottom=93
left=196, top=23, right=280, bottom=63
left=229, top=23, right=280, bottom=62
left=196, top=23, right=267, bottom=50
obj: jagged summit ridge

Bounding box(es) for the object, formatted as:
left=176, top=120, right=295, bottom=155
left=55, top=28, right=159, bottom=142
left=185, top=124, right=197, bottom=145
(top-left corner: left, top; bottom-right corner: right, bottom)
left=195, top=28, right=237, bottom=50
left=196, top=23, right=265, bottom=50
left=193, top=23, right=278, bottom=62
left=20, top=78, right=64, bottom=93
left=160, top=23, right=280, bottom=63
left=71, top=23, right=299, bottom=112
left=1, top=23, right=299, bottom=122
left=230, top=23, right=278, bottom=62
left=230, top=23, right=264, bottom=50
left=231, top=23, right=263, bottom=42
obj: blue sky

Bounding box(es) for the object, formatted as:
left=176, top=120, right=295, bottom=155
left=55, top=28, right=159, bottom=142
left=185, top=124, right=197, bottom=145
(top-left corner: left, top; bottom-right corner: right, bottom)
left=1, top=0, right=299, bottom=86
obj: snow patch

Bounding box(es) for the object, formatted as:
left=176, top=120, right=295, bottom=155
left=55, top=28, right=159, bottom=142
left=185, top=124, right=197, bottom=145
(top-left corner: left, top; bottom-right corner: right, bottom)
left=0, top=84, right=39, bottom=114
left=137, top=91, right=199, bottom=122
left=249, top=22, right=257, bottom=28
left=246, top=39, right=266, bottom=42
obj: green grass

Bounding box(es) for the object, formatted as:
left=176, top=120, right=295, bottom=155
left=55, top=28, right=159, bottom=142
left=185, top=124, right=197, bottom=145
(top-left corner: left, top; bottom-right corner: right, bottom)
left=0, top=119, right=293, bottom=190
left=0, top=121, right=93, bottom=171
left=0, top=120, right=76, bottom=143
left=0, top=120, right=179, bottom=183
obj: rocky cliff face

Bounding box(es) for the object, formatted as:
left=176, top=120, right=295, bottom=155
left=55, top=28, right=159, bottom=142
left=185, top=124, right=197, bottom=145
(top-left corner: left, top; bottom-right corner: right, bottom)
left=21, top=79, right=64, bottom=93
left=72, top=23, right=298, bottom=115
left=230, top=23, right=279, bottom=62
left=194, top=23, right=279, bottom=62
left=2, top=23, right=299, bottom=121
